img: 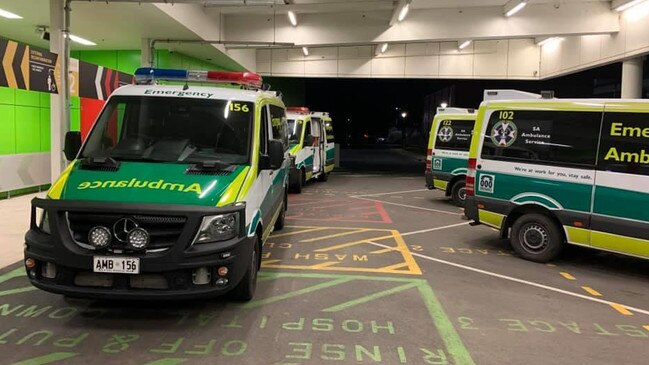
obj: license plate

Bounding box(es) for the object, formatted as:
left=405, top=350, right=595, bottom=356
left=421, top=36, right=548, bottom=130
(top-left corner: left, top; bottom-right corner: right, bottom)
left=93, top=256, right=140, bottom=274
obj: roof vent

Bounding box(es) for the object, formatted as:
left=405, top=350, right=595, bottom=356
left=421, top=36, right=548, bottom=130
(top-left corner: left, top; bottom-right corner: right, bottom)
left=541, top=90, right=555, bottom=99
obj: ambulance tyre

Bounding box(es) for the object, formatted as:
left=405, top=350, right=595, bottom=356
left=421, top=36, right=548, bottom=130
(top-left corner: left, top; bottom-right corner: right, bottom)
left=450, top=180, right=466, bottom=207
left=274, top=191, right=287, bottom=231
left=318, top=171, right=329, bottom=182
left=290, top=169, right=303, bottom=194
left=511, top=214, right=564, bottom=263
left=230, top=234, right=260, bottom=301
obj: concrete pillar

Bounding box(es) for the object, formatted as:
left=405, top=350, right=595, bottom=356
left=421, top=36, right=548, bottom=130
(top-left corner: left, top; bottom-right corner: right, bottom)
left=141, top=38, right=153, bottom=67
left=49, top=0, right=70, bottom=180
left=621, top=57, right=644, bottom=99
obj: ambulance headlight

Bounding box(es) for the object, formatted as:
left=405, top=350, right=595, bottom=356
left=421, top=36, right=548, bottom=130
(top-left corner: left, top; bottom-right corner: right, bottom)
left=194, top=213, right=239, bottom=244
left=88, top=226, right=111, bottom=249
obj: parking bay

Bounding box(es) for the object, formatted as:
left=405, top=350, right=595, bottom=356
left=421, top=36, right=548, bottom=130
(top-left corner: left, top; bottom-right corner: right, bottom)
left=1, top=174, right=649, bottom=364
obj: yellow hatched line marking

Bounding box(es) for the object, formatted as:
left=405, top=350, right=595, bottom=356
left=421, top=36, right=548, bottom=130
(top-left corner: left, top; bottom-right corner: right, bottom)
left=299, top=229, right=370, bottom=243
left=389, top=230, right=423, bottom=275
left=581, top=286, right=602, bottom=297
left=260, top=263, right=422, bottom=275
left=560, top=272, right=576, bottom=280
left=314, top=234, right=395, bottom=252
left=643, top=325, right=649, bottom=332
left=370, top=248, right=394, bottom=254
left=270, top=227, right=329, bottom=238
left=379, top=263, right=409, bottom=271
left=261, top=259, right=282, bottom=265
left=310, top=262, right=340, bottom=269
left=609, top=303, right=633, bottom=316
left=546, top=263, right=556, bottom=267
left=285, top=225, right=392, bottom=232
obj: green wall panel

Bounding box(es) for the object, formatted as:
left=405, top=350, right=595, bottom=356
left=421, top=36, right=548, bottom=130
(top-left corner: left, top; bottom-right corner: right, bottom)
left=40, top=92, right=50, bottom=107
left=40, top=108, right=50, bottom=151
left=0, top=105, right=15, bottom=154
left=15, top=106, right=40, bottom=153
left=0, top=87, right=15, bottom=105
left=117, top=50, right=140, bottom=74
left=15, top=89, right=40, bottom=107
left=70, top=96, right=80, bottom=109
left=77, top=50, right=118, bottom=70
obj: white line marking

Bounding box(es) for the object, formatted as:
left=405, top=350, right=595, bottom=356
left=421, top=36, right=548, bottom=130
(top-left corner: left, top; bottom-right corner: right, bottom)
left=353, top=197, right=463, bottom=216
left=353, top=189, right=429, bottom=198
left=367, top=241, right=649, bottom=317
left=399, top=222, right=469, bottom=237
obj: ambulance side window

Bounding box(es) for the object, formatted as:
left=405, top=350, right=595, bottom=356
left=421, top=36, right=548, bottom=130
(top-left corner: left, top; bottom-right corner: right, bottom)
left=259, top=105, right=269, bottom=155
left=481, top=110, right=601, bottom=167
left=598, top=112, right=649, bottom=176
left=305, top=120, right=312, bottom=137
left=270, top=105, right=289, bottom=149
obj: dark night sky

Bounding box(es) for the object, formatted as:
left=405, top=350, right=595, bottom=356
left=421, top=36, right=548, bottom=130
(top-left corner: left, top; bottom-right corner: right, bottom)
left=267, top=60, right=647, bottom=145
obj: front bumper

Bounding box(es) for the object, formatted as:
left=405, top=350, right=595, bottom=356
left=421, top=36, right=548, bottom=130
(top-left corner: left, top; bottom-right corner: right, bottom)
left=24, top=198, right=252, bottom=300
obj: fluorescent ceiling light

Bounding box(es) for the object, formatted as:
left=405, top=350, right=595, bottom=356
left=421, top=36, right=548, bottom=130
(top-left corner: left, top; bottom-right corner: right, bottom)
left=505, top=1, right=527, bottom=17
left=398, top=3, right=410, bottom=21
left=613, top=0, right=648, bottom=12
left=68, top=34, right=97, bottom=46
left=302, top=47, right=309, bottom=56
left=287, top=11, right=297, bottom=27
left=0, top=8, right=22, bottom=19
left=536, top=37, right=563, bottom=47
left=380, top=43, right=389, bottom=53
left=458, top=40, right=472, bottom=50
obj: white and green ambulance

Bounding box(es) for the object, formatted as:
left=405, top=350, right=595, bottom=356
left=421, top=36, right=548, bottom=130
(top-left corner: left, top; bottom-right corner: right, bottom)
left=425, top=107, right=476, bottom=206
left=286, top=107, right=333, bottom=192
left=24, top=68, right=289, bottom=301
left=465, top=89, right=649, bottom=262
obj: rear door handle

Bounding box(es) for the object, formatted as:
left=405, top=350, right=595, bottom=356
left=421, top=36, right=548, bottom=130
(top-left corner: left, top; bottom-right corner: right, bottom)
left=477, top=164, right=482, bottom=169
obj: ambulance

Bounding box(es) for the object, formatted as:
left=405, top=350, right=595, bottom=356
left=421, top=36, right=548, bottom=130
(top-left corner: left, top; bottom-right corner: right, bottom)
left=425, top=107, right=476, bottom=206
left=286, top=107, right=334, bottom=193
left=465, top=89, right=649, bottom=262
left=24, top=68, right=290, bottom=300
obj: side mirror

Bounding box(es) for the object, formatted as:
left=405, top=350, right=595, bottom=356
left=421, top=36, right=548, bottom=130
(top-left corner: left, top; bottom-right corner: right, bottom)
left=304, top=135, right=314, bottom=146
left=266, top=140, right=285, bottom=170
left=64, top=131, right=82, bottom=161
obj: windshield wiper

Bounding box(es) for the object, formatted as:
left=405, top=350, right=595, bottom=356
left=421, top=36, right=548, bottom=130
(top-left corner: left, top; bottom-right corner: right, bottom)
left=80, top=156, right=121, bottom=170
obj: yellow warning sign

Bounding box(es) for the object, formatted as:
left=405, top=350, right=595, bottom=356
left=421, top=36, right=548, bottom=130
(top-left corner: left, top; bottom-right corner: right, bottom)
left=262, top=225, right=422, bottom=275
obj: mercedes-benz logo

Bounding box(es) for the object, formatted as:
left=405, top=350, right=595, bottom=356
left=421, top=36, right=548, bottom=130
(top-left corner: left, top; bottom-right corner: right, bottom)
left=113, top=218, right=139, bottom=243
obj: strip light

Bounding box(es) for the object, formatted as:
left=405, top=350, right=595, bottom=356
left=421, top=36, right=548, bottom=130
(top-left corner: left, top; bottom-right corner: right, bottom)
left=537, top=37, right=563, bottom=47
left=288, top=11, right=297, bottom=27
left=398, top=3, right=410, bottom=22
left=614, top=0, right=648, bottom=12
left=380, top=43, right=389, bottom=53
left=0, top=8, right=22, bottom=19
left=505, top=1, right=527, bottom=17
left=302, top=47, right=309, bottom=56
left=68, top=34, right=97, bottom=46
left=459, top=40, right=472, bottom=50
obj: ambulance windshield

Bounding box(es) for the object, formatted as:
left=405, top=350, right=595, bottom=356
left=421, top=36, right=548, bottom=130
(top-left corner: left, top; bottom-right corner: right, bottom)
left=81, top=96, right=253, bottom=165
left=287, top=118, right=303, bottom=144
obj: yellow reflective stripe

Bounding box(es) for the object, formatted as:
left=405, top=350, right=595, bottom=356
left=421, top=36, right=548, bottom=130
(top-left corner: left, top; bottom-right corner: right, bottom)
left=47, top=162, right=75, bottom=200
left=433, top=179, right=448, bottom=190
left=603, top=102, right=649, bottom=113
left=305, top=171, right=313, bottom=181
left=478, top=209, right=505, bottom=230
left=469, top=106, right=487, bottom=158
left=564, top=226, right=590, bottom=245
left=485, top=101, right=605, bottom=112
left=217, top=166, right=250, bottom=207
left=591, top=230, right=649, bottom=258
left=236, top=165, right=257, bottom=202
left=325, top=164, right=334, bottom=173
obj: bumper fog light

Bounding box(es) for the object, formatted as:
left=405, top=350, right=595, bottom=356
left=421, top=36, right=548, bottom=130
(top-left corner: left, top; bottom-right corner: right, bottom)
left=192, top=267, right=211, bottom=285
left=42, top=262, right=57, bottom=279
left=216, top=278, right=229, bottom=286
left=88, top=226, right=111, bottom=249
left=128, top=228, right=150, bottom=250
left=25, top=258, right=36, bottom=269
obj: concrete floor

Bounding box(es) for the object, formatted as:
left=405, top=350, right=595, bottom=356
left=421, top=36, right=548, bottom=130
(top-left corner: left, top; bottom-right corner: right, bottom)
left=1, top=152, right=649, bottom=364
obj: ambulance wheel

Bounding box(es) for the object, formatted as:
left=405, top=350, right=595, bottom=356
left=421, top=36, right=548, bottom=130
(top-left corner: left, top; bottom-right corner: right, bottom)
left=511, top=214, right=564, bottom=263
left=230, top=235, right=260, bottom=301
left=274, top=191, right=287, bottom=231
left=290, top=170, right=303, bottom=194
left=451, top=180, right=467, bottom=207
left=318, top=172, right=329, bottom=182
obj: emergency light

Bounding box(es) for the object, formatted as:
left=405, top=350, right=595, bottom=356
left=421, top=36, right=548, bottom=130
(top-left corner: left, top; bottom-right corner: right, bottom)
left=287, top=106, right=310, bottom=114
left=134, top=68, right=263, bottom=89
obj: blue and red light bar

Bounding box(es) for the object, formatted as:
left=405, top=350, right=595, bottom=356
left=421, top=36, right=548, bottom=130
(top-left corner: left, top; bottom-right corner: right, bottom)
left=287, top=106, right=310, bottom=114
left=134, top=68, right=263, bottom=89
